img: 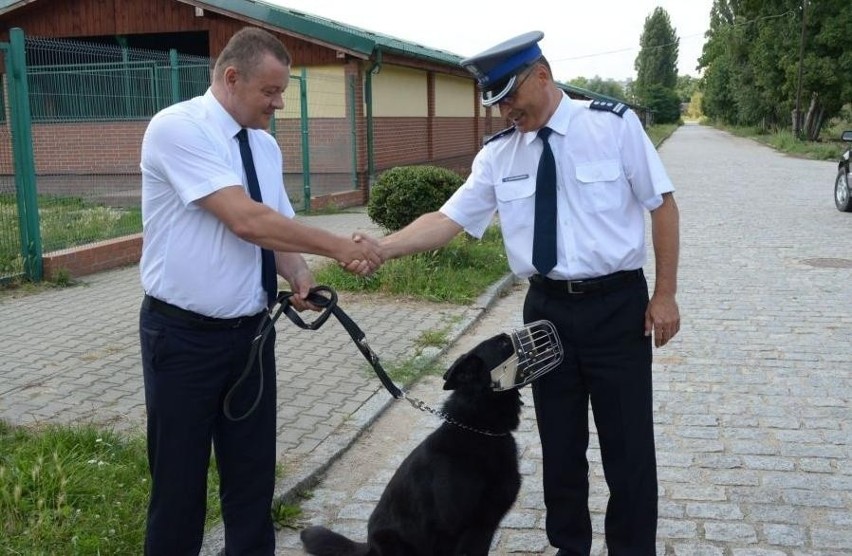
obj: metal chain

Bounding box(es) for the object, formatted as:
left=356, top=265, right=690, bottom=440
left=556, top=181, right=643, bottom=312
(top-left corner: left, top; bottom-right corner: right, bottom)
left=403, top=394, right=509, bottom=437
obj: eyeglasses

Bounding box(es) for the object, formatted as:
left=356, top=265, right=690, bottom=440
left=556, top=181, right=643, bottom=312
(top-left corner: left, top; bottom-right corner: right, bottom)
left=500, top=68, right=534, bottom=104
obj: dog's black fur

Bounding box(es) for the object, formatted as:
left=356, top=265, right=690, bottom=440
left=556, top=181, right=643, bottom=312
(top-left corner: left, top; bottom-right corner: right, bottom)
left=300, top=332, right=522, bottom=556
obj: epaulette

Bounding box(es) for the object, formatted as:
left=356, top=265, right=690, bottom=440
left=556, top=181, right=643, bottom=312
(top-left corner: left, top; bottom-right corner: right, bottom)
left=589, top=99, right=629, bottom=117
left=484, top=126, right=517, bottom=145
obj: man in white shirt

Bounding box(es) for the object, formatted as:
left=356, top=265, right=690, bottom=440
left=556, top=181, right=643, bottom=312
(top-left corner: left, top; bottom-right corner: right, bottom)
left=139, top=27, right=380, bottom=555
left=355, top=31, right=680, bottom=555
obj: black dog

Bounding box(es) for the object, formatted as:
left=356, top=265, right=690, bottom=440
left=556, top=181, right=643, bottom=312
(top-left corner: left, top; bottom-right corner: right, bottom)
left=300, top=332, right=522, bottom=556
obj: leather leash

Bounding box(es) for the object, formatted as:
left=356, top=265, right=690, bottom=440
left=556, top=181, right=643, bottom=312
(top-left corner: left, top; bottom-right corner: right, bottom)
left=223, top=286, right=508, bottom=436
left=224, top=285, right=402, bottom=422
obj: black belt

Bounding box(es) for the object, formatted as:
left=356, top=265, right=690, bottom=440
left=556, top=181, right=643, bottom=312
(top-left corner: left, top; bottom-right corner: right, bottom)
left=529, top=269, right=643, bottom=295
left=142, top=295, right=266, bottom=330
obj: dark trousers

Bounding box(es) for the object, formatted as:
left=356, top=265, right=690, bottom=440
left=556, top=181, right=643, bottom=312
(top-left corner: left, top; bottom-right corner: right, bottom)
left=140, top=304, right=277, bottom=556
left=525, top=275, right=657, bottom=555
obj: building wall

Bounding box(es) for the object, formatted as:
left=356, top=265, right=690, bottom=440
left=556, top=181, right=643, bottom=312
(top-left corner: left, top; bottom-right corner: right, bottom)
left=371, top=66, right=427, bottom=118
left=0, top=0, right=504, bottom=277
left=435, top=74, right=474, bottom=118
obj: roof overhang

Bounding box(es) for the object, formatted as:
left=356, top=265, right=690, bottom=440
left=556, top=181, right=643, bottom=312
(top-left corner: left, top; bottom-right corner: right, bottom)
left=176, top=0, right=375, bottom=59
left=0, top=0, right=40, bottom=18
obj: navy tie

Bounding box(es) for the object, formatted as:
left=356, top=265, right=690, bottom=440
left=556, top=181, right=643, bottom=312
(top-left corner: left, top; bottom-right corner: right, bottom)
left=532, top=127, right=557, bottom=275
left=236, top=128, right=277, bottom=308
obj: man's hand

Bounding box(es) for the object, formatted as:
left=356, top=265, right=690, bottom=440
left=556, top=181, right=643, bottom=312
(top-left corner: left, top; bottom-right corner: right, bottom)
left=278, top=256, right=320, bottom=312
left=336, top=234, right=383, bottom=276
left=644, top=293, right=680, bottom=348
left=287, top=269, right=322, bottom=313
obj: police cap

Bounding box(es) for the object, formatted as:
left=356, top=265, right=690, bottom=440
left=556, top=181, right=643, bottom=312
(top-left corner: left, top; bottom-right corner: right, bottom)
left=460, top=31, right=545, bottom=107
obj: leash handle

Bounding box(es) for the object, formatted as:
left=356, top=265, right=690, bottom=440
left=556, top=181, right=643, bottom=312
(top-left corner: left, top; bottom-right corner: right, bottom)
left=277, top=286, right=337, bottom=330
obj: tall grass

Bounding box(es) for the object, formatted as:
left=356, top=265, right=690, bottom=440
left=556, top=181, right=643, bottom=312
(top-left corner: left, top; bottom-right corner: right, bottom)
left=0, top=421, right=220, bottom=554
left=0, top=194, right=141, bottom=275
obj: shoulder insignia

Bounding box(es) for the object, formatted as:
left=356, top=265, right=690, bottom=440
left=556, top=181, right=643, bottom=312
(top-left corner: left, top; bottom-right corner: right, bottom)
left=484, top=126, right=517, bottom=145
left=589, top=99, right=629, bottom=117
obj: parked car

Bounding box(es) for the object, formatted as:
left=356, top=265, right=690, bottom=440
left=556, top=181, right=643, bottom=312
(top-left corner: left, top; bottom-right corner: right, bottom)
left=835, top=130, right=852, bottom=212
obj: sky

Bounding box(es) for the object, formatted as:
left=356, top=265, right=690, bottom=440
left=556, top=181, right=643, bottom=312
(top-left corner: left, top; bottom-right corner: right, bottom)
left=265, top=0, right=715, bottom=82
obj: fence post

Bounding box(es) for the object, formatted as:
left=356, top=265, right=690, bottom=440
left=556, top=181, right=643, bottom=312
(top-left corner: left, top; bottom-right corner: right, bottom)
left=299, top=68, right=311, bottom=213
left=7, top=28, right=42, bottom=281
left=169, top=49, right=180, bottom=105
left=348, top=74, right=358, bottom=191
left=117, top=36, right=133, bottom=117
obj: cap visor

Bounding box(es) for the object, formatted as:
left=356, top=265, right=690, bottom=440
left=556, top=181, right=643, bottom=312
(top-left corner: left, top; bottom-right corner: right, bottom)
left=481, top=75, right=516, bottom=107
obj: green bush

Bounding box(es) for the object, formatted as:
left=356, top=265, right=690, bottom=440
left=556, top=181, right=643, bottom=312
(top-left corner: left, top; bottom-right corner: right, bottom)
left=367, top=166, right=463, bottom=232
left=642, top=84, right=682, bottom=125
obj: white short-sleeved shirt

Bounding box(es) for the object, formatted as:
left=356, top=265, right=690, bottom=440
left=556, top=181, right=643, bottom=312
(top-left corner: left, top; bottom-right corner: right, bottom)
left=441, top=93, right=674, bottom=280
left=140, top=89, right=295, bottom=318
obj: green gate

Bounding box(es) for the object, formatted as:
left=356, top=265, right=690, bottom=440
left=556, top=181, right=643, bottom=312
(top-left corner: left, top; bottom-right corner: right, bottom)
left=0, top=28, right=359, bottom=283
left=1, top=28, right=40, bottom=282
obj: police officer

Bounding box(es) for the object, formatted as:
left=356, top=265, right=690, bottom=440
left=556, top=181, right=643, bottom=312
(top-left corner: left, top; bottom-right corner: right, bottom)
left=354, top=31, right=680, bottom=555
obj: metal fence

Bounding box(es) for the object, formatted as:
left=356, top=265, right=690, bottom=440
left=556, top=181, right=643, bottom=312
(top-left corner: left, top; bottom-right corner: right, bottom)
left=0, top=30, right=360, bottom=283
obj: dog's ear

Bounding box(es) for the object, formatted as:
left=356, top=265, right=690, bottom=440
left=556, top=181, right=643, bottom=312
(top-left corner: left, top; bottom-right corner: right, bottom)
left=443, top=351, right=485, bottom=391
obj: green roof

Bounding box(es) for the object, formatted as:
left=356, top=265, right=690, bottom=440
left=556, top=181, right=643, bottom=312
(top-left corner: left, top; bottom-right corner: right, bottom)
left=192, top=0, right=467, bottom=67
left=216, top=0, right=463, bottom=65
left=1, top=0, right=465, bottom=68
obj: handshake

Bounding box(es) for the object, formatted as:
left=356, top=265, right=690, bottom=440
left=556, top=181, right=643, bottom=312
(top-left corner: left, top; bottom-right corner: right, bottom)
left=326, top=211, right=459, bottom=276
left=336, top=231, right=384, bottom=276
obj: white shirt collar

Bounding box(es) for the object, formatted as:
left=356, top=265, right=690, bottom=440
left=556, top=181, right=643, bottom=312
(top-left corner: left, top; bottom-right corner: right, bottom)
left=521, top=92, right=573, bottom=146
left=201, top=88, right=243, bottom=139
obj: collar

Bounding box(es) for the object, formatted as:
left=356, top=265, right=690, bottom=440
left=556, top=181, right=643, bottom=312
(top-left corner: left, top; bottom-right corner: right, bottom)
left=202, top=88, right=243, bottom=140
left=522, top=92, right=572, bottom=146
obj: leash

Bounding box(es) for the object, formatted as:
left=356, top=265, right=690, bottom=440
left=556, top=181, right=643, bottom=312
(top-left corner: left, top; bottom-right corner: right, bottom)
left=223, top=286, right=508, bottom=436
left=224, top=285, right=402, bottom=422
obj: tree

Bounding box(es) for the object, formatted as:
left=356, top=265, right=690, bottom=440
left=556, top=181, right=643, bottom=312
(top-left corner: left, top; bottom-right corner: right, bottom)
left=698, top=0, right=851, bottom=138
left=686, top=91, right=704, bottom=120
left=697, top=0, right=736, bottom=122
left=563, top=76, right=626, bottom=100
left=676, top=75, right=700, bottom=103
left=634, top=7, right=681, bottom=123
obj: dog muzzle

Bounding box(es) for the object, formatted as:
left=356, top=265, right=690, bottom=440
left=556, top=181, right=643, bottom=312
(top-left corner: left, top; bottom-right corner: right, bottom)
left=490, top=320, right=564, bottom=391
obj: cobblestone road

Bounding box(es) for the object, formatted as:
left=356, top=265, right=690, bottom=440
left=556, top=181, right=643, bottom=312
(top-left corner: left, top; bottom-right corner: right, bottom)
left=272, top=124, right=852, bottom=555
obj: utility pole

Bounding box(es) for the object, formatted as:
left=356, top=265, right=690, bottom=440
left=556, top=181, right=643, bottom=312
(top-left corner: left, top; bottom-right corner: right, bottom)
left=793, top=0, right=808, bottom=137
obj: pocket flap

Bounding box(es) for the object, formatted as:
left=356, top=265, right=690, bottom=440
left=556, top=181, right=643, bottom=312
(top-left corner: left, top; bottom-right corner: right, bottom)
left=495, top=178, right=536, bottom=202
left=575, top=160, right=621, bottom=183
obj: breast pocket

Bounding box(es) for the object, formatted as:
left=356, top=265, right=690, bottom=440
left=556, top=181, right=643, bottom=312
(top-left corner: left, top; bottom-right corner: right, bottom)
left=495, top=178, right=536, bottom=239
left=575, top=160, right=625, bottom=212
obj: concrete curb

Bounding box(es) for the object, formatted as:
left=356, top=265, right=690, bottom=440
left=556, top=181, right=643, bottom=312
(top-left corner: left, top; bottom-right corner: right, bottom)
left=201, top=272, right=519, bottom=554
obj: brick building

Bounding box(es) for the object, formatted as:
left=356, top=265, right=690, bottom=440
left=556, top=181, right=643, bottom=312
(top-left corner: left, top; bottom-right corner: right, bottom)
left=0, top=0, right=511, bottom=208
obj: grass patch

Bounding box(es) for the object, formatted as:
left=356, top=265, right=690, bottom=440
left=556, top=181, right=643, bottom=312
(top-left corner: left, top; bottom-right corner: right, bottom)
left=0, top=194, right=141, bottom=277
left=0, top=421, right=220, bottom=554
left=272, top=494, right=307, bottom=530
left=646, top=123, right=680, bottom=148
left=381, top=356, right=445, bottom=387
left=415, top=327, right=450, bottom=351
left=314, top=225, right=508, bottom=304
left=711, top=124, right=848, bottom=161
left=0, top=272, right=80, bottom=300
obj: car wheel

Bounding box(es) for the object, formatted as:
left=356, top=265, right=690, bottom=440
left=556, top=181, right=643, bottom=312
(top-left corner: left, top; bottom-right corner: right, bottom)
left=835, top=168, right=852, bottom=212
